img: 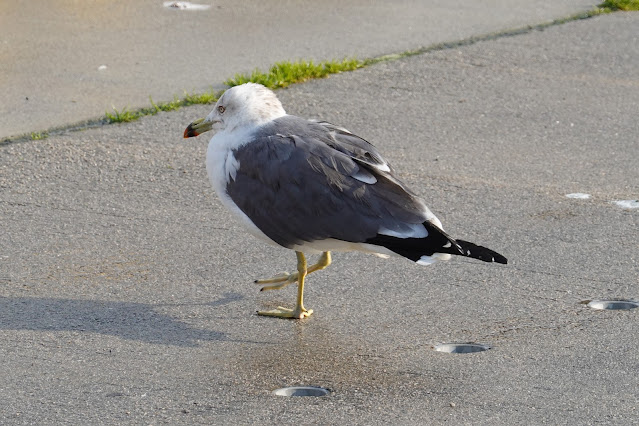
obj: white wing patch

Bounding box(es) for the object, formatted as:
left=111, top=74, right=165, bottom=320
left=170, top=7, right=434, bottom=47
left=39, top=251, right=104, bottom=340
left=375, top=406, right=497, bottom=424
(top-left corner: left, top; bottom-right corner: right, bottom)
left=225, top=151, right=240, bottom=182
left=417, top=253, right=452, bottom=265
left=378, top=223, right=429, bottom=239
left=417, top=255, right=437, bottom=266
left=352, top=168, right=377, bottom=184
left=372, top=162, right=391, bottom=173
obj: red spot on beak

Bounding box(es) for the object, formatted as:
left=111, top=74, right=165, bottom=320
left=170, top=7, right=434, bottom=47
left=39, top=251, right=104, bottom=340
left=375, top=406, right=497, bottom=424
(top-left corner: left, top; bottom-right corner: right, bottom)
left=184, top=123, right=199, bottom=138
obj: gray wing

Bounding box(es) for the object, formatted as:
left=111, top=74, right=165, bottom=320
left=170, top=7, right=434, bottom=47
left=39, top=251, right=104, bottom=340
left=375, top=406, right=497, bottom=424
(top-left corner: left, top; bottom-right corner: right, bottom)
left=225, top=116, right=432, bottom=249
left=311, top=120, right=393, bottom=174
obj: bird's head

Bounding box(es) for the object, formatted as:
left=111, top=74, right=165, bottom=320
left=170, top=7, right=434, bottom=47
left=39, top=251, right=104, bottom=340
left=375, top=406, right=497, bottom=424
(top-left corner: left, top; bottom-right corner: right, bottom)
left=184, top=83, right=286, bottom=138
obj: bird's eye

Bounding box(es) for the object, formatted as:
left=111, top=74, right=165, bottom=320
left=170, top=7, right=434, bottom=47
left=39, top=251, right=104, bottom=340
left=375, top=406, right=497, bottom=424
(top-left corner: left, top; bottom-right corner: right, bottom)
left=218, top=105, right=226, bottom=114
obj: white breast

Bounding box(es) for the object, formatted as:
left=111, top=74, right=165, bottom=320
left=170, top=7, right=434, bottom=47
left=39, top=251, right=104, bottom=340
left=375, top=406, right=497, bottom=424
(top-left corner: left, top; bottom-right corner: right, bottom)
left=206, top=132, right=279, bottom=247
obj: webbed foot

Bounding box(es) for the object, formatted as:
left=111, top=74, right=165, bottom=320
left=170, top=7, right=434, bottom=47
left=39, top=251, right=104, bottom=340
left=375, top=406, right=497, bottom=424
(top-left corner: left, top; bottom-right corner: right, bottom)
left=257, top=306, right=313, bottom=319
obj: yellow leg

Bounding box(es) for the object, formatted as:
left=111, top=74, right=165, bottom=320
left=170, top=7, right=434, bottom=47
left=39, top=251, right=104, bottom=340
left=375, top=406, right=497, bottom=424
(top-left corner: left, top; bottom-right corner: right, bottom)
left=255, top=251, right=331, bottom=290
left=257, top=251, right=324, bottom=319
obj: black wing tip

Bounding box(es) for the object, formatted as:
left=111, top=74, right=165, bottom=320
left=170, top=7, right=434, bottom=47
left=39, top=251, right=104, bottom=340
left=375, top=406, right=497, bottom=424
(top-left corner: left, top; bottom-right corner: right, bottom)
left=456, top=239, right=508, bottom=264
left=493, top=253, right=508, bottom=264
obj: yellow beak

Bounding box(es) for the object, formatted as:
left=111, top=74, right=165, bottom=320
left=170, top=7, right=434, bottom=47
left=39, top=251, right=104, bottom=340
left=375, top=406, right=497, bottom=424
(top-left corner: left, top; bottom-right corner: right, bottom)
left=183, top=118, right=213, bottom=138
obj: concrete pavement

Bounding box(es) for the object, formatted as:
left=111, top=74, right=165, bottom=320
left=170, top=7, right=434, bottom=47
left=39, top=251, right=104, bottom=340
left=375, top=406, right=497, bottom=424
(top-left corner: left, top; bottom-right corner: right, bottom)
left=1, top=4, right=639, bottom=426
left=1, top=0, right=595, bottom=139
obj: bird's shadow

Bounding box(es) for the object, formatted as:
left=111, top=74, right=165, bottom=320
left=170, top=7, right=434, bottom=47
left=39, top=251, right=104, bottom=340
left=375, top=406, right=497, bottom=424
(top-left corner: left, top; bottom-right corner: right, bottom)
left=0, top=293, right=246, bottom=347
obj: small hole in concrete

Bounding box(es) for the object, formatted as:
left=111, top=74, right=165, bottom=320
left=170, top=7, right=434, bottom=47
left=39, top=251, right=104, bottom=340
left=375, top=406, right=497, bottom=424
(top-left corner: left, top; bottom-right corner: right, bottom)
left=273, top=386, right=330, bottom=397
left=587, top=300, right=639, bottom=310
left=434, top=343, right=490, bottom=354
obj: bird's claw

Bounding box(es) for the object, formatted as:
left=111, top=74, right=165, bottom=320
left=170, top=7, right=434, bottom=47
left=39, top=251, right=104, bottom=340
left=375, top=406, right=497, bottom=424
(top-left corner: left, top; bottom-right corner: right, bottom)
left=255, top=271, right=299, bottom=287
left=257, top=306, right=313, bottom=319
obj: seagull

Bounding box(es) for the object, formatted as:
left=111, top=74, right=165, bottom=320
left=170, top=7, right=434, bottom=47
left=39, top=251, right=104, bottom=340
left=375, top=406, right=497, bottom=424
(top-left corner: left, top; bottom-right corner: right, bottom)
left=184, top=83, right=507, bottom=319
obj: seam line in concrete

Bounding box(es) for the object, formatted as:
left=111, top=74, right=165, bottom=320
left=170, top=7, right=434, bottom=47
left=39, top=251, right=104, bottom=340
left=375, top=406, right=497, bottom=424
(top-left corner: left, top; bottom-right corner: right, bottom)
left=0, top=8, right=606, bottom=147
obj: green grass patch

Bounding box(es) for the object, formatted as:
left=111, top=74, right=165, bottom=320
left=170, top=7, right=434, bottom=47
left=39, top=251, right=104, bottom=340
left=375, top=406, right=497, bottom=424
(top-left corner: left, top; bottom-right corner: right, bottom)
left=105, top=106, right=141, bottom=123
left=106, top=89, right=221, bottom=124
left=150, top=96, right=182, bottom=113
left=103, top=59, right=360, bottom=124
left=181, top=89, right=220, bottom=106
left=224, top=58, right=363, bottom=89
left=30, top=131, right=48, bottom=140
left=598, top=0, right=639, bottom=10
